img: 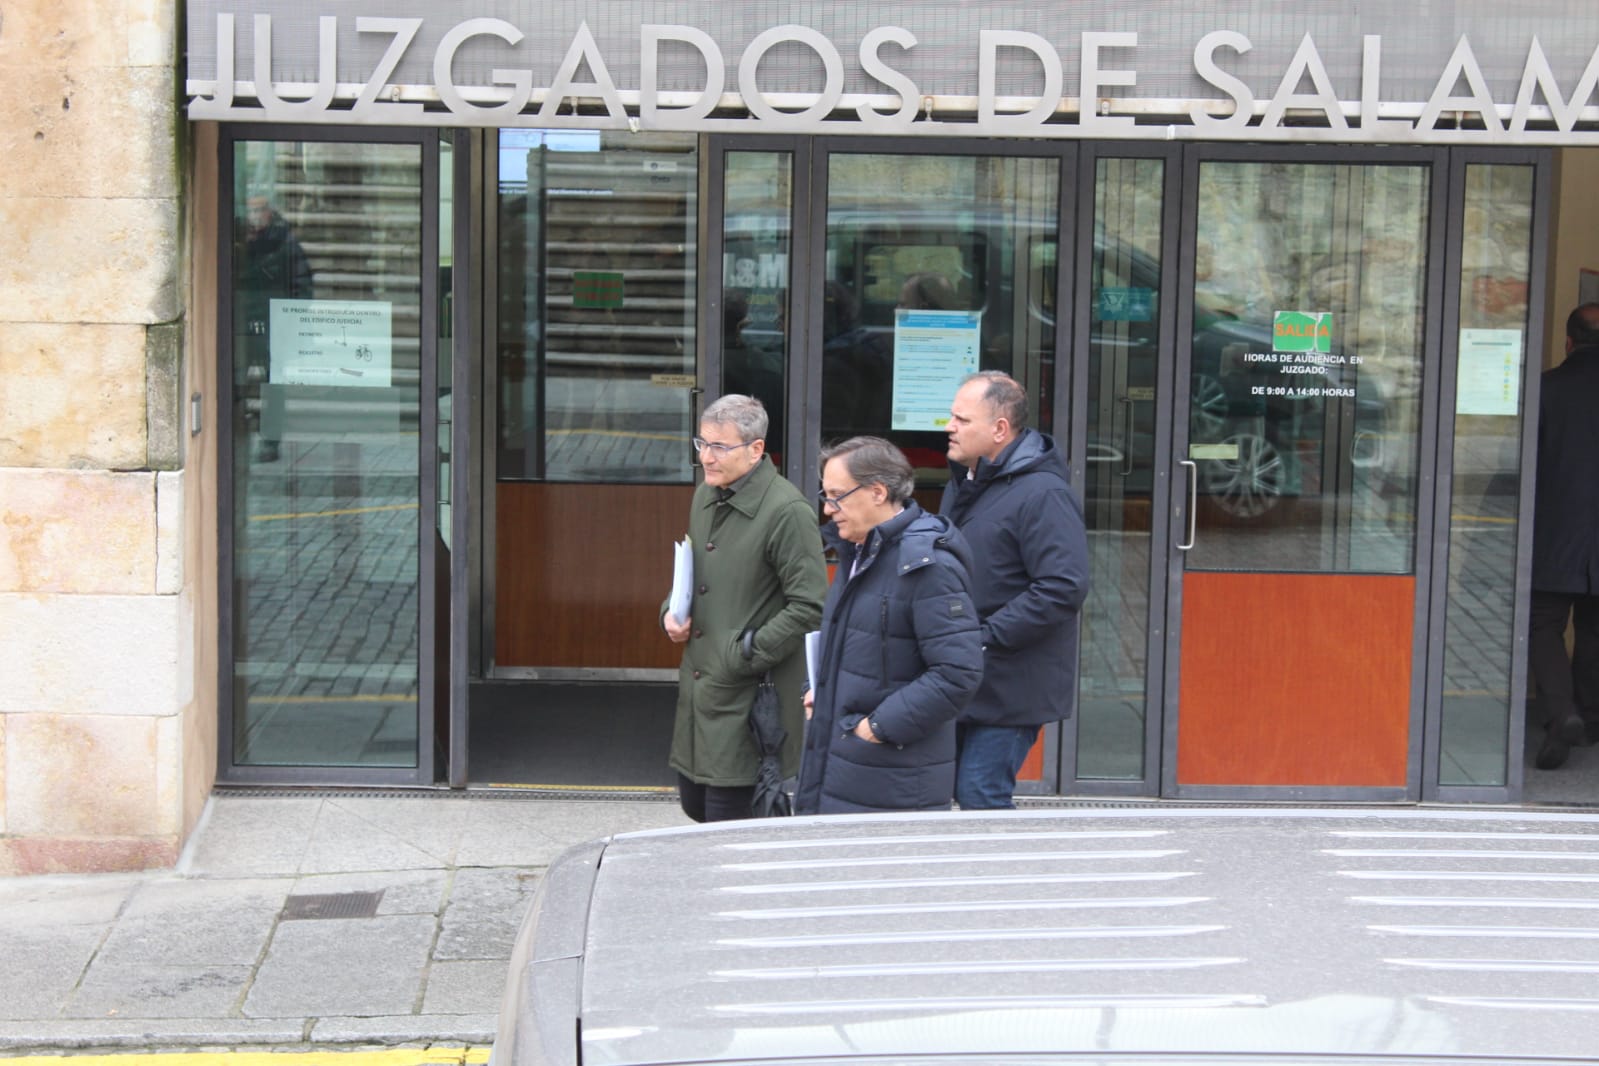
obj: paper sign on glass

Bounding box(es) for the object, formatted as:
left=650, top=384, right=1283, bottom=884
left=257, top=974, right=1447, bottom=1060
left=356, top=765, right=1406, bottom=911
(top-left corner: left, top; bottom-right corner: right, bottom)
left=890, top=310, right=981, bottom=431
left=269, top=299, right=393, bottom=387
left=1456, top=328, right=1522, bottom=416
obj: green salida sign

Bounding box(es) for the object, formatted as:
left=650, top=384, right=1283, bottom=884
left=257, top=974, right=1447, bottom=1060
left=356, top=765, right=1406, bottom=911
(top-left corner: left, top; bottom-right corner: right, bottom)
left=1273, top=311, right=1333, bottom=353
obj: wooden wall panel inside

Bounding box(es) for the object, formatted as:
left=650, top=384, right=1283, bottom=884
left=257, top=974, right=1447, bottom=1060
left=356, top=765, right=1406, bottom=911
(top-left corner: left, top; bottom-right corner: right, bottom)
left=1177, top=572, right=1414, bottom=787
left=496, top=482, right=695, bottom=669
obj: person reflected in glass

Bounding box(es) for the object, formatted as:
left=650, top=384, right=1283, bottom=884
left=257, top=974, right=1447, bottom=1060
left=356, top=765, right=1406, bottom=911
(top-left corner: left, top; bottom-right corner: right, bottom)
left=661, top=395, right=826, bottom=820
left=794, top=437, right=982, bottom=814
left=720, top=290, right=784, bottom=451
left=1530, top=303, right=1599, bottom=770
left=239, top=194, right=314, bottom=463
left=821, top=281, right=892, bottom=436
left=898, top=271, right=959, bottom=313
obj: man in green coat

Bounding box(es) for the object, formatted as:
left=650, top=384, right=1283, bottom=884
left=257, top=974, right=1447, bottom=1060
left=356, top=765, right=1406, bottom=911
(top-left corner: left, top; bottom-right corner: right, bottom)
left=662, top=395, right=826, bottom=821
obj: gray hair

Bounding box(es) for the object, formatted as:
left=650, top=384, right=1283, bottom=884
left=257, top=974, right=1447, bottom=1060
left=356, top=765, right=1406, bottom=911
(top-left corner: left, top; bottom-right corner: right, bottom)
left=960, top=370, right=1028, bottom=431
left=702, top=394, right=768, bottom=442
left=819, top=436, right=915, bottom=506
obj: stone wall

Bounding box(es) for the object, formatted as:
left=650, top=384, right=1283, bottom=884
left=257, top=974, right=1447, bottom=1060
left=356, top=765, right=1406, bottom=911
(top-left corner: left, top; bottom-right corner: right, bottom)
left=0, top=0, right=210, bottom=874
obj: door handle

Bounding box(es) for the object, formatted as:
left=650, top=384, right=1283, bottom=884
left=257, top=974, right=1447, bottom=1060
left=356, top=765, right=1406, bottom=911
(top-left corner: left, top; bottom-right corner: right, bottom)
left=1177, top=459, right=1197, bottom=551
left=1118, top=397, right=1134, bottom=476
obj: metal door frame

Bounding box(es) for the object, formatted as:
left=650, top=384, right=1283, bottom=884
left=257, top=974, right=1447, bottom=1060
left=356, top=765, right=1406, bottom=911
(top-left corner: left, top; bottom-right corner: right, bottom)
left=217, top=123, right=442, bottom=786
left=1422, top=147, right=1553, bottom=805
left=1062, top=142, right=1183, bottom=797
left=703, top=135, right=1081, bottom=793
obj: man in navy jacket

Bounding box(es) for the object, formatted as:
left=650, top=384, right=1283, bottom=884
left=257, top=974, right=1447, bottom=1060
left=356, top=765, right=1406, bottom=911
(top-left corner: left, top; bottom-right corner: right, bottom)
left=938, top=371, right=1090, bottom=808
left=1531, top=303, right=1599, bottom=770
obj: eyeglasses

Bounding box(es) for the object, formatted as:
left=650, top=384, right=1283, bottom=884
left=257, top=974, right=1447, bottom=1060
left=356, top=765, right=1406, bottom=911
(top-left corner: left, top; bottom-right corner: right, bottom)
left=817, top=484, right=866, bottom=510
left=692, top=437, right=755, bottom=456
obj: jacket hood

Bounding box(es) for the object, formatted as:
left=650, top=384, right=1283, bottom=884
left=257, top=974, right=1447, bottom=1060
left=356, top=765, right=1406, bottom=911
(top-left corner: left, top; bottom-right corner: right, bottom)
left=891, top=505, right=973, bottom=577
left=846, top=502, right=972, bottom=580
left=954, top=428, right=1069, bottom=486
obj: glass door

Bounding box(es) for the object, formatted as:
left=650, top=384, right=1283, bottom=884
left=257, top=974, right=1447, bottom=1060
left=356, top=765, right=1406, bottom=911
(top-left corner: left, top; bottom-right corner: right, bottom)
left=1165, top=150, right=1443, bottom=798
left=220, top=129, right=441, bottom=782
left=809, top=142, right=1072, bottom=792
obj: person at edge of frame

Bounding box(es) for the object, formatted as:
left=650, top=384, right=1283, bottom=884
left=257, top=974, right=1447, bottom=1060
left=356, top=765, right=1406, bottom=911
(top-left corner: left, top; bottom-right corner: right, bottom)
left=661, top=394, right=827, bottom=821
left=1531, top=303, right=1599, bottom=771
left=939, top=370, right=1091, bottom=809
left=795, top=436, right=983, bottom=814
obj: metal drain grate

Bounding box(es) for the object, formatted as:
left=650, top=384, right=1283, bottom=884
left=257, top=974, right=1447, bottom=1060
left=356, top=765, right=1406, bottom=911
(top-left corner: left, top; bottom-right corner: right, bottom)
left=281, top=890, right=384, bottom=921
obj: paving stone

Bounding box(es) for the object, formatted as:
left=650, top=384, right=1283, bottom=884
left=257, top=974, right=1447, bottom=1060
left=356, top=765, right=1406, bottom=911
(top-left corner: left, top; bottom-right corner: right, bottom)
left=434, top=868, right=539, bottom=961
left=63, top=964, right=252, bottom=1019
left=244, top=914, right=435, bottom=1018
left=0, top=924, right=104, bottom=1021
left=178, top=797, right=321, bottom=877
left=93, top=877, right=290, bottom=968
left=422, top=960, right=508, bottom=1016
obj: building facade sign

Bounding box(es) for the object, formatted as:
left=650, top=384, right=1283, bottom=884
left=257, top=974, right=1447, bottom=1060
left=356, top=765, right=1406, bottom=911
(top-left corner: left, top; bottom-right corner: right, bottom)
left=186, top=3, right=1599, bottom=143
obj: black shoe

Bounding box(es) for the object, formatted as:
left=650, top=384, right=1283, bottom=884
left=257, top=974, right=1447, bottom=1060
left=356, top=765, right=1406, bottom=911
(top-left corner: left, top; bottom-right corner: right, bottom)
left=1585, top=717, right=1599, bottom=747
left=1537, top=731, right=1574, bottom=770
left=1556, top=710, right=1586, bottom=745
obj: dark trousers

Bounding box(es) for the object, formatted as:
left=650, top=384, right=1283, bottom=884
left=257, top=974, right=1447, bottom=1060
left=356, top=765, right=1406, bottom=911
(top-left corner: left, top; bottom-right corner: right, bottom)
left=953, top=723, right=1041, bottom=810
left=676, top=773, right=755, bottom=823
left=1529, top=590, right=1599, bottom=727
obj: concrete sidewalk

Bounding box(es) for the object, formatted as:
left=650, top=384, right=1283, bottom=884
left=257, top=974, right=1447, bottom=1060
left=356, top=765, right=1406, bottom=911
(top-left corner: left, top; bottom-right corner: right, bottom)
left=0, top=791, right=693, bottom=1053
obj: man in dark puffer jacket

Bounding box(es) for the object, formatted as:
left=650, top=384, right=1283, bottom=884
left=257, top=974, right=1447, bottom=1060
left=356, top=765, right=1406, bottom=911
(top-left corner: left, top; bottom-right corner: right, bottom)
left=940, top=371, right=1089, bottom=809
left=796, top=437, right=983, bottom=814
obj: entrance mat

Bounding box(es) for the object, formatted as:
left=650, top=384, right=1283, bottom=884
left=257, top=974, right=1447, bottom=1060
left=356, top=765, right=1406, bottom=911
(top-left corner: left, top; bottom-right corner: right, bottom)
left=468, top=682, right=678, bottom=788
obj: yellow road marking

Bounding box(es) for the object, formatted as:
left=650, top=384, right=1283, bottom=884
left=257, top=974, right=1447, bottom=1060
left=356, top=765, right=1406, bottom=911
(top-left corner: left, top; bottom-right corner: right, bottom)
left=486, top=782, right=675, bottom=794
left=7, top=1050, right=490, bottom=1066
left=251, top=503, right=418, bottom=523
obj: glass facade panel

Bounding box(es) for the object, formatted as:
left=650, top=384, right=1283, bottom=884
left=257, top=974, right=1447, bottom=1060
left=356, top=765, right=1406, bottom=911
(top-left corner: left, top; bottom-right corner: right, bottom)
left=1187, top=162, right=1429, bottom=574
left=822, top=153, right=1059, bottom=500
left=1078, top=158, right=1164, bottom=781
left=722, top=151, right=793, bottom=458
left=1439, top=164, right=1536, bottom=787
left=230, top=140, right=423, bottom=767
left=496, top=130, right=697, bottom=483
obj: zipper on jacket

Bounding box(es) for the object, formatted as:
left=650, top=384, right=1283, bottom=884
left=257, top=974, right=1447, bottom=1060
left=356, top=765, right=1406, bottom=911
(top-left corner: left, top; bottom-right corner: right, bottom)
left=880, top=596, right=889, bottom=681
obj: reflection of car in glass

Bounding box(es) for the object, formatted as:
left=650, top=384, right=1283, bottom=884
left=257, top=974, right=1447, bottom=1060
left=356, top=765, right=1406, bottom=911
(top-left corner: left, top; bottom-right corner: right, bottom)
left=724, top=206, right=1055, bottom=482
left=1082, top=233, right=1399, bottom=521
left=491, top=806, right=1599, bottom=1066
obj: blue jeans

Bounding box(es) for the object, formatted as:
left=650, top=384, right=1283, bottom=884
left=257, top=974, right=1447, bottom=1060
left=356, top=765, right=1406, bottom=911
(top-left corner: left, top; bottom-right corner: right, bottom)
left=954, top=723, right=1040, bottom=810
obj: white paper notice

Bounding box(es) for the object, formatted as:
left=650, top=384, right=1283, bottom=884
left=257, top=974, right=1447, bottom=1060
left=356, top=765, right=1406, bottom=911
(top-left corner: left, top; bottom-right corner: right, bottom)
left=890, top=310, right=981, bottom=431
left=1456, top=328, right=1523, bottom=416
left=668, top=537, right=694, bottom=624
left=269, top=299, right=394, bottom=387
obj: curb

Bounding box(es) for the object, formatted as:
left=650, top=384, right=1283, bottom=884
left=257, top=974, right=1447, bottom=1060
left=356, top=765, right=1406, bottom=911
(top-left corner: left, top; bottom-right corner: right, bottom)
left=0, top=1019, right=496, bottom=1055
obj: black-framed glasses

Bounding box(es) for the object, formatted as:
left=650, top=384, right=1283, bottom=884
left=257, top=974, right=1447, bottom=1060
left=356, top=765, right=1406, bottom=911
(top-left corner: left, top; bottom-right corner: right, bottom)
left=692, top=437, right=756, bottom=456
left=818, top=484, right=866, bottom=510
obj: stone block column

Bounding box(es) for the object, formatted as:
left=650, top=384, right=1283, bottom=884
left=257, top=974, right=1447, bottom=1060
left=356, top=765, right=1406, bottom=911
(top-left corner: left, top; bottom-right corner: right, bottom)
left=0, top=0, right=206, bottom=874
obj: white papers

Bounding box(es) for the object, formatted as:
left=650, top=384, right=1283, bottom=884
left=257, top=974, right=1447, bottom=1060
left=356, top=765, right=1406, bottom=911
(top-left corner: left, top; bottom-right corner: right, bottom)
left=668, top=537, right=694, bottom=624
left=805, top=631, right=821, bottom=695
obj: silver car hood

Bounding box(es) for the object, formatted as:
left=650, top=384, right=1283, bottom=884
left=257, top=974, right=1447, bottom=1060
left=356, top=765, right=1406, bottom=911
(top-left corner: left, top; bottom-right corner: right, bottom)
left=563, top=806, right=1599, bottom=1064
